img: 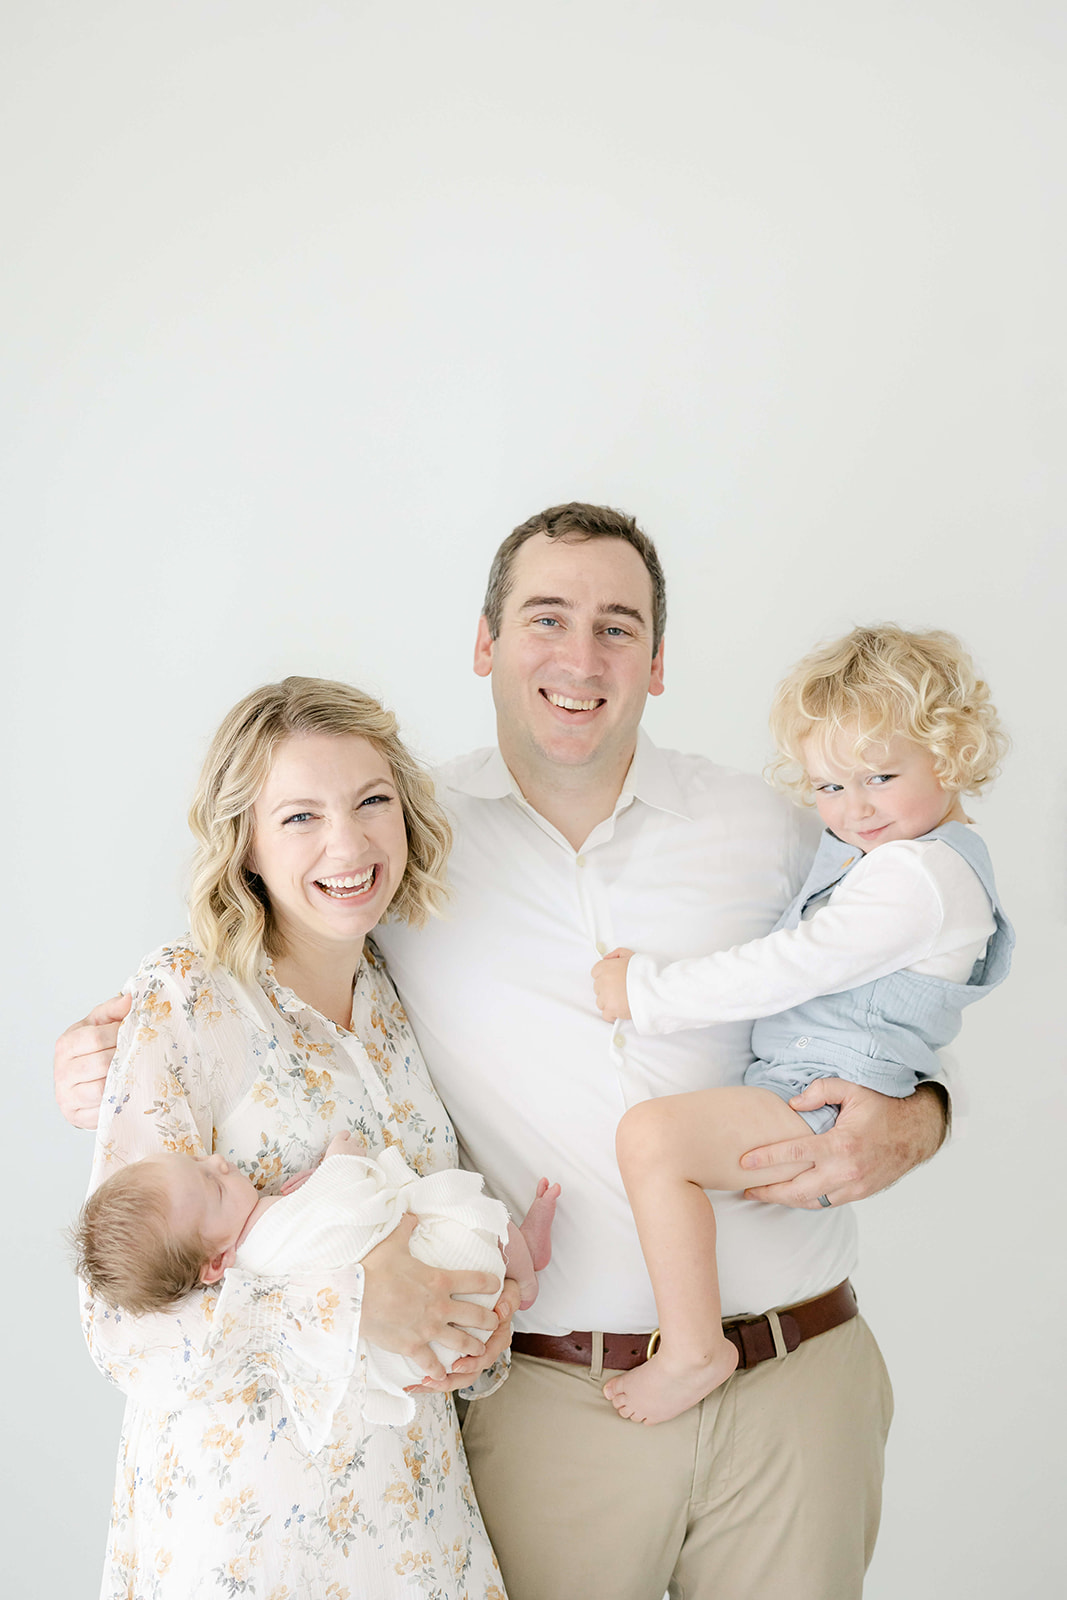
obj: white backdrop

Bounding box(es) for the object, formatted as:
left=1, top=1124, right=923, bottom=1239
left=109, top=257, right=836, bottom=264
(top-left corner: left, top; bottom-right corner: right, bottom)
left=3, top=3, right=1064, bottom=1594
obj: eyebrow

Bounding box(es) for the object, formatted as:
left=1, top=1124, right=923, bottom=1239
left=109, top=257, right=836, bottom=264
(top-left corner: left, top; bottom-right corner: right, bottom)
left=268, top=777, right=397, bottom=815
left=518, top=595, right=649, bottom=627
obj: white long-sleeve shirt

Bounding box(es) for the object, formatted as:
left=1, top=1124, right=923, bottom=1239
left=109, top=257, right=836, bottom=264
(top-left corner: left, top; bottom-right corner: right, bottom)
left=376, top=733, right=859, bottom=1330
left=625, top=834, right=995, bottom=1037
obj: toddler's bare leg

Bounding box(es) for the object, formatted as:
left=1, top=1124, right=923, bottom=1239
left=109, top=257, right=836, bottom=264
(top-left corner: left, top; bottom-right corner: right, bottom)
left=605, top=1087, right=811, bottom=1425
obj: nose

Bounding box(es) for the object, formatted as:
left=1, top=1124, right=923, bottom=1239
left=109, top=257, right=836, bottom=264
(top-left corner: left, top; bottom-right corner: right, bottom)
left=555, top=625, right=604, bottom=681
left=845, top=789, right=875, bottom=822
left=324, top=812, right=373, bottom=860
left=204, top=1152, right=229, bottom=1175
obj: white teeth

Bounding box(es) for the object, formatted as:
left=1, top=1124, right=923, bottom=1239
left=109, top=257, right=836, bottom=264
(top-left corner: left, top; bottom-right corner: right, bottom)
left=546, top=693, right=601, bottom=711
left=318, top=869, right=375, bottom=894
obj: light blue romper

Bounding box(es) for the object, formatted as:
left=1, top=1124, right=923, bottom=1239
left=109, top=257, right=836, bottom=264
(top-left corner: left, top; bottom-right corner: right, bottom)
left=745, top=821, right=1015, bottom=1133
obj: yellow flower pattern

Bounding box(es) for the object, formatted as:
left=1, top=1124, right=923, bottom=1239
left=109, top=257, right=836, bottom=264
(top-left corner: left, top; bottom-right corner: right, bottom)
left=84, top=939, right=505, bottom=1598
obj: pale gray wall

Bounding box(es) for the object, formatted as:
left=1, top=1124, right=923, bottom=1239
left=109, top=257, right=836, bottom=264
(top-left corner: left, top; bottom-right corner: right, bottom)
left=3, top=2, right=1063, bottom=1593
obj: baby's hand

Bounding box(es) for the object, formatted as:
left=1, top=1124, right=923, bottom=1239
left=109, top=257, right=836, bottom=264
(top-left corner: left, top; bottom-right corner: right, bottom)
left=591, top=949, right=634, bottom=1021
left=281, top=1130, right=360, bottom=1195
left=280, top=1168, right=315, bottom=1195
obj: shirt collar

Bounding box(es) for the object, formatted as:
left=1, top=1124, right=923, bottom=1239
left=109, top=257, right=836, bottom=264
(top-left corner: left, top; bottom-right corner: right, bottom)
left=255, top=951, right=364, bottom=1032
left=619, top=729, right=694, bottom=820
left=445, top=730, right=694, bottom=821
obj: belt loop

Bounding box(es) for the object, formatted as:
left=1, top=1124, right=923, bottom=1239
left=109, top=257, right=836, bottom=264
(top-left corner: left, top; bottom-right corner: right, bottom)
left=590, top=1330, right=605, bottom=1381
left=766, top=1309, right=788, bottom=1361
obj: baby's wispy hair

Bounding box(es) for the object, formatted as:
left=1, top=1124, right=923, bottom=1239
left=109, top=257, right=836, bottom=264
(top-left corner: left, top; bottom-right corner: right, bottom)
left=72, top=1162, right=209, bottom=1316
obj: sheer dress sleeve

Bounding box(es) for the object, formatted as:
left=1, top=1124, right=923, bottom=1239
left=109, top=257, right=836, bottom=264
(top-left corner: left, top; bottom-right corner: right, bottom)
left=80, top=945, right=365, bottom=1440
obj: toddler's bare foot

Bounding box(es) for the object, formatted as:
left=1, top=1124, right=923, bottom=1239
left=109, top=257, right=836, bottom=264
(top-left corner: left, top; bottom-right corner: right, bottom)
left=604, top=1340, right=739, bottom=1425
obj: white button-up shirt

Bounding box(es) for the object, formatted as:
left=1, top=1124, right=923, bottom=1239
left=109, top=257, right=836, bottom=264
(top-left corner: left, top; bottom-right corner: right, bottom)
left=376, top=733, right=859, bottom=1332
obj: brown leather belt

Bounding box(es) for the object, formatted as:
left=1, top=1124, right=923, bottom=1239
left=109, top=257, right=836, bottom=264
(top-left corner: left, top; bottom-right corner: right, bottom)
left=511, top=1279, right=858, bottom=1374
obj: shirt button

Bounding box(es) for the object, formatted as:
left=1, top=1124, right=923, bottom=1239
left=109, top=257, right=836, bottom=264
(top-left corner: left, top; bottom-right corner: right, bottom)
left=794, top=1036, right=809, bottom=1048
left=613, top=1032, right=625, bottom=1048
left=596, top=941, right=607, bottom=956
left=576, top=855, right=586, bottom=867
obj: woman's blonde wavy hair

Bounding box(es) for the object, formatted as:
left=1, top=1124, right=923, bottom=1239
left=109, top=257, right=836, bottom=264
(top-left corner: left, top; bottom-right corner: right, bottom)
left=188, top=677, right=451, bottom=982
left=767, top=624, right=1008, bottom=803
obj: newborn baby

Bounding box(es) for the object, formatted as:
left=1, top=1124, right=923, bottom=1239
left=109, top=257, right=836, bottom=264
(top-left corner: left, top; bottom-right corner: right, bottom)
left=75, top=1130, right=558, bottom=1426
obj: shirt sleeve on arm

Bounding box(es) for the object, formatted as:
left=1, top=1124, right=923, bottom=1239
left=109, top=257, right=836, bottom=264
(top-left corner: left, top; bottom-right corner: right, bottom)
left=625, top=845, right=949, bottom=1036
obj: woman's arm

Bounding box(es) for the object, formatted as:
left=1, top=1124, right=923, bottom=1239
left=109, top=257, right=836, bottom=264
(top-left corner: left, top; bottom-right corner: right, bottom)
left=84, top=949, right=505, bottom=1417
left=81, top=950, right=366, bottom=1413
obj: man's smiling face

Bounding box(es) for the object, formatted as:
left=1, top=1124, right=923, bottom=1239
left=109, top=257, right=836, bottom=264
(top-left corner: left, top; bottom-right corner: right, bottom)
left=474, top=533, right=664, bottom=782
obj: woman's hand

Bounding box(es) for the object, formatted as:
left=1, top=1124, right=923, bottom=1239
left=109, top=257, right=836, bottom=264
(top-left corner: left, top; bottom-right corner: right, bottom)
left=360, top=1214, right=507, bottom=1382
left=54, top=994, right=130, bottom=1130
left=407, top=1277, right=521, bottom=1394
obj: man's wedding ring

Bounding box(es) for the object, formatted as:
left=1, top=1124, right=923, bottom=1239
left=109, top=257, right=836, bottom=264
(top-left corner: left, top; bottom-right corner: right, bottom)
left=817, top=1194, right=832, bottom=1208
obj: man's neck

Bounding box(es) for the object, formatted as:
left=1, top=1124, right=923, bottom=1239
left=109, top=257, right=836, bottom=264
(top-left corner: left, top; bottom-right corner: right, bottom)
left=501, top=742, right=636, bottom=851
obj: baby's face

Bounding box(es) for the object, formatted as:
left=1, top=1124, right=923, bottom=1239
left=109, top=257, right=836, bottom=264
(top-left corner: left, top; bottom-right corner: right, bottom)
left=146, top=1151, right=261, bottom=1261
left=802, top=732, right=966, bottom=853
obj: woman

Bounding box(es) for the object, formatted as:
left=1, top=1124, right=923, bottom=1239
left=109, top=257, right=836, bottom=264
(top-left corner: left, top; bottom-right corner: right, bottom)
left=82, top=676, right=511, bottom=1599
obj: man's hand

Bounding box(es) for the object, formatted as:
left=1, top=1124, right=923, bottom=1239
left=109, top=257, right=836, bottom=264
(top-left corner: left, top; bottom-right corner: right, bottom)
left=360, top=1214, right=508, bottom=1382
left=740, top=1080, right=948, bottom=1209
left=592, top=948, right=634, bottom=1021
left=408, top=1277, right=521, bottom=1394
left=54, top=994, right=131, bottom=1130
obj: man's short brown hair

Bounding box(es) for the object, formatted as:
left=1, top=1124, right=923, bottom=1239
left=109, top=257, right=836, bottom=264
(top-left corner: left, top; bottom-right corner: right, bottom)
left=482, top=503, right=667, bottom=654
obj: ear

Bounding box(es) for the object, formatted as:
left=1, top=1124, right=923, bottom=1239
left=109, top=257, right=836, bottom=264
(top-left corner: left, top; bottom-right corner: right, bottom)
left=473, top=615, right=494, bottom=679
left=648, top=639, right=665, bottom=698
left=200, top=1246, right=236, bottom=1286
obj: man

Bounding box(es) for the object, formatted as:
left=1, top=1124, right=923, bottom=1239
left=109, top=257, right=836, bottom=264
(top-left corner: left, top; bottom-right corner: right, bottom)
left=56, top=503, right=944, bottom=1599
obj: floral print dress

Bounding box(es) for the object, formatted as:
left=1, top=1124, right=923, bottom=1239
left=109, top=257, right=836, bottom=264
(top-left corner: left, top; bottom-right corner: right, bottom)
left=83, top=940, right=507, bottom=1600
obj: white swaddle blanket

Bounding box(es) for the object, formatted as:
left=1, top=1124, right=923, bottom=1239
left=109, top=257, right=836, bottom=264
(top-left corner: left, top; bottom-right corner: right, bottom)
left=233, top=1147, right=510, bottom=1427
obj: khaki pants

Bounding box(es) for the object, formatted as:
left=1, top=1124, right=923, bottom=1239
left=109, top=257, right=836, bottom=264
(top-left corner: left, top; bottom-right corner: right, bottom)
left=461, top=1316, right=893, bottom=1600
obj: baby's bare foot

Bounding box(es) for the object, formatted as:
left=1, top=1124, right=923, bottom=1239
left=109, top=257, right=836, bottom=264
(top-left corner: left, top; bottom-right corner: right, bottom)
left=519, top=1178, right=560, bottom=1271
left=604, top=1340, right=740, bottom=1425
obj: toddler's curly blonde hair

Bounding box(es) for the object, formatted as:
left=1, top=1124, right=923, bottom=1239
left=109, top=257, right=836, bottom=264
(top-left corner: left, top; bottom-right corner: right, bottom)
left=767, top=624, right=1007, bottom=802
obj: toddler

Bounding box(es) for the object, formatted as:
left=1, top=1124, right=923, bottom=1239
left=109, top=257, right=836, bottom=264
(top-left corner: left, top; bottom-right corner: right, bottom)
left=592, top=625, right=1013, bottom=1425
left=75, top=1131, right=558, bottom=1426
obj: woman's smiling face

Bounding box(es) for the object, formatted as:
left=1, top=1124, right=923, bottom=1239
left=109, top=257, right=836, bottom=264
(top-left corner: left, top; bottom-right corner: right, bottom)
left=250, top=732, right=409, bottom=963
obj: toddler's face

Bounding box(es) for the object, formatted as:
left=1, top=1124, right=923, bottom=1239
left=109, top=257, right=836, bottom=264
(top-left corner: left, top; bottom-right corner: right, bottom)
left=802, top=732, right=965, bottom=853
left=145, top=1151, right=261, bottom=1269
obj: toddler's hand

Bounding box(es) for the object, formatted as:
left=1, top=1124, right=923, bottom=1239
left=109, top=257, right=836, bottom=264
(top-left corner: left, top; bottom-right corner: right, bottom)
left=591, top=948, right=634, bottom=1021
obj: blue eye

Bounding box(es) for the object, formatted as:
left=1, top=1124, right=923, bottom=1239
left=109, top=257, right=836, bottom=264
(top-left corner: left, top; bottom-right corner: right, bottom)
left=282, top=812, right=314, bottom=826
left=816, top=783, right=843, bottom=794
left=868, top=774, right=895, bottom=786
left=360, top=794, right=394, bottom=808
